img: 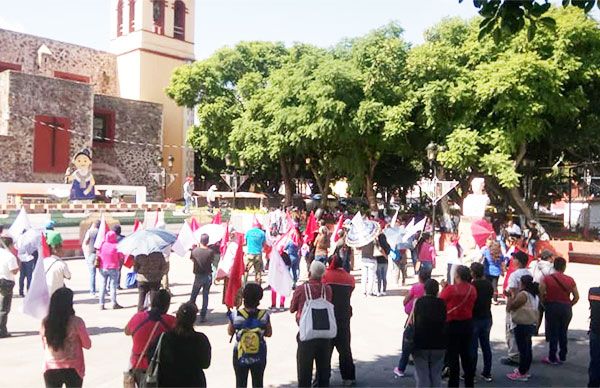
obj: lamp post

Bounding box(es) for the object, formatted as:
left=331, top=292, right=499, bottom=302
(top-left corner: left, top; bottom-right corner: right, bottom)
left=426, top=142, right=439, bottom=244
left=151, top=154, right=176, bottom=200
left=224, top=153, right=244, bottom=209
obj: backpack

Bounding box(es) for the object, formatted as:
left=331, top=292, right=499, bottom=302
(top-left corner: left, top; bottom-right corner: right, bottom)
left=299, top=285, right=337, bottom=342
left=236, top=308, right=267, bottom=365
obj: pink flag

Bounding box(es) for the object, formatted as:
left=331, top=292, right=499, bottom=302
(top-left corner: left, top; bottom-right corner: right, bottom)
left=303, top=211, right=317, bottom=245
left=153, top=210, right=160, bottom=228
left=212, top=212, right=222, bottom=225
left=189, top=217, right=200, bottom=232
left=133, top=218, right=141, bottom=232
left=22, top=237, right=50, bottom=319
left=41, top=232, right=51, bottom=259
left=331, top=215, right=344, bottom=243
left=94, top=214, right=108, bottom=250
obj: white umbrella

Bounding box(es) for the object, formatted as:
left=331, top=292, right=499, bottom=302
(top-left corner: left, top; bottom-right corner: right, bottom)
left=194, top=224, right=226, bottom=246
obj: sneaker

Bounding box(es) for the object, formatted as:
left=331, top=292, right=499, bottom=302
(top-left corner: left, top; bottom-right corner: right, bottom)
left=480, top=373, right=493, bottom=382
left=100, top=305, right=105, bottom=310
left=507, top=371, right=528, bottom=382
left=381, top=291, right=387, bottom=296
left=500, top=357, right=519, bottom=366
left=112, top=304, right=123, bottom=310
left=200, top=316, right=207, bottom=323
left=542, top=356, right=559, bottom=365
left=513, top=368, right=531, bottom=378
left=342, top=380, right=355, bottom=386
left=441, top=367, right=450, bottom=380
left=393, top=367, right=405, bottom=378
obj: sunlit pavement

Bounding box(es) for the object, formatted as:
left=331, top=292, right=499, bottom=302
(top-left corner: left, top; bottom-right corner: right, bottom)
left=1, top=254, right=594, bottom=387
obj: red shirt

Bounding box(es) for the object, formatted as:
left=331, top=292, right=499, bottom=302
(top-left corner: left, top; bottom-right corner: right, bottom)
left=544, top=272, right=576, bottom=304
left=440, top=282, right=477, bottom=322
left=290, top=279, right=332, bottom=324
left=126, top=311, right=176, bottom=369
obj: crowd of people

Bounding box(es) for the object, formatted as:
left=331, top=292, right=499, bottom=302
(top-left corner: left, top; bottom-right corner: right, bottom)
left=0, top=211, right=598, bottom=388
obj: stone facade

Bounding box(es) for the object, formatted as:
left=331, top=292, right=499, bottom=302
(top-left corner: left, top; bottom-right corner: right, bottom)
left=0, top=28, right=118, bottom=96
left=93, top=95, right=163, bottom=199
left=0, top=71, right=92, bottom=182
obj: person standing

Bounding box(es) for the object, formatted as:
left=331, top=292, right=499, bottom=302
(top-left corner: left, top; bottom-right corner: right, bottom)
left=82, top=221, right=100, bottom=296
left=314, top=226, right=330, bottom=264
left=206, top=185, right=217, bottom=213
left=588, top=285, right=600, bottom=388
left=183, top=177, right=195, bottom=214
left=417, top=233, right=436, bottom=275
left=323, top=255, right=356, bottom=386
left=0, top=238, right=19, bottom=338
left=482, top=240, right=503, bottom=304
left=501, top=251, right=531, bottom=367
left=359, top=241, right=377, bottom=297
left=157, top=303, right=212, bottom=387
left=285, top=229, right=301, bottom=289
left=439, top=265, right=477, bottom=388
left=228, top=283, right=272, bottom=388
left=16, top=232, right=37, bottom=297
left=374, top=229, right=391, bottom=297
left=333, top=229, right=351, bottom=273
left=290, top=261, right=333, bottom=387
left=134, top=251, right=167, bottom=312
left=506, top=275, right=539, bottom=382
left=125, top=290, right=175, bottom=386
left=394, top=270, right=431, bottom=378
left=190, top=234, right=214, bottom=322
left=41, top=288, right=91, bottom=388
left=412, top=279, right=447, bottom=388
left=112, top=225, right=125, bottom=290
left=97, top=231, right=123, bottom=310
left=530, top=249, right=555, bottom=335
left=245, top=222, right=266, bottom=284
left=539, top=257, right=579, bottom=365
left=470, top=262, right=494, bottom=382
left=44, top=232, right=72, bottom=298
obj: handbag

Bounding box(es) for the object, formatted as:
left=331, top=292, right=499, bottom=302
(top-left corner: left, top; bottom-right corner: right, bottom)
left=123, top=321, right=161, bottom=388
left=402, top=299, right=418, bottom=347
left=141, top=332, right=165, bottom=388
left=512, top=292, right=539, bottom=325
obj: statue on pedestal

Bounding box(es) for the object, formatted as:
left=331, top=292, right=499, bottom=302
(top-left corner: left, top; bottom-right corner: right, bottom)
left=458, top=178, right=490, bottom=255
left=65, top=148, right=96, bottom=202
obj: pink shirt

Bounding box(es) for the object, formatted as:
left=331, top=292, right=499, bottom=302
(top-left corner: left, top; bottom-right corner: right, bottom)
left=418, top=242, right=436, bottom=266
left=405, top=283, right=425, bottom=315
left=41, top=315, right=91, bottom=378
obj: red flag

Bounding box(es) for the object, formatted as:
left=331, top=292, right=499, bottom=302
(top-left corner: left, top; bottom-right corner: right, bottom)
left=252, top=214, right=262, bottom=229
left=212, top=211, right=222, bottom=225
left=225, top=234, right=245, bottom=308
left=41, top=232, right=51, bottom=258
left=303, top=211, right=317, bottom=245
left=274, top=226, right=296, bottom=254
left=123, top=255, right=134, bottom=268
left=332, top=215, right=344, bottom=243
left=133, top=218, right=141, bottom=232
left=220, top=222, right=229, bottom=256
left=189, top=217, right=200, bottom=232
left=153, top=210, right=159, bottom=228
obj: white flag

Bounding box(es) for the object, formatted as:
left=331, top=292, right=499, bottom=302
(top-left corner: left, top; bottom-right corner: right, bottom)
left=172, top=221, right=195, bottom=257
left=94, top=214, right=107, bottom=250
left=390, top=209, right=399, bottom=227
left=8, top=208, right=32, bottom=239
left=22, top=238, right=50, bottom=319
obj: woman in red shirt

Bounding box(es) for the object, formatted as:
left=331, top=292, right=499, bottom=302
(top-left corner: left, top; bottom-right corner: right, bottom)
left=539, top=257, right=579, bottom=365
left=440, top=265, right=477, bottom=387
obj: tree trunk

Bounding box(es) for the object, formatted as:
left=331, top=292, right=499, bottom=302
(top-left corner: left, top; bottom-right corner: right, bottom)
left=508, top=187, right=533, bottom=220
left=279, top=157, right=293, bottom=207
left=365, top=157, right=379, bottom=216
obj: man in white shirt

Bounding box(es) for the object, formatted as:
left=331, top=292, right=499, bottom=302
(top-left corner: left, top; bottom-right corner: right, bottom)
left=16, top=231, right=37, bottom=297
left=44, top=232, right=71, bottom=298
left=0, top=238, right=19, bottom=338
left=502, top=251, right=532, bottom=366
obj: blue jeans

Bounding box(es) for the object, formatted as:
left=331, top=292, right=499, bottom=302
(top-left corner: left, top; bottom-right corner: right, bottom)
left=589, top=331, right=600, bottom=387
left=18, top=258, right=37, bottom=296
left=376, top=262, right=388, bottom=293
left=514, top=324, right=535, bottom=375
left=397, top=326, right=414, bottom=372
left=419, top=261, right=433, bottom=275
left=99, top=268, right=119, bottom=306
left=471, top=317, right=492, bottom=376
left=315, top=255, right=328, bottom=264
left=290, top=258, right=300, bottom=285
left=190, top=273, right=212, bottom=318
left=184, top=195, right=193, bottom=213
left=546, top=302, right=573, bottom=362
left=86, top=254, right=97, bottom=294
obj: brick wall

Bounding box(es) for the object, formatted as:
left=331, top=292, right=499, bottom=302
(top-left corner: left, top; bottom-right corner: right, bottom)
left=0, top=71, right=92, bottom=182
left=93, top=95, right=163, bottom=199
left=0, top=28, right=118, bottom=96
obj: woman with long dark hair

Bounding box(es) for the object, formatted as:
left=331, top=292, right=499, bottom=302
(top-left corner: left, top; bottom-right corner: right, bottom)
left=41, top=288, right=91, bottom=388
left=157, top=303, right=211, bottom=387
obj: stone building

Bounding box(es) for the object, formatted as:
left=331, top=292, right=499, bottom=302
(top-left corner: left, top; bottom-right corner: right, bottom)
left=0, top=0, right=196, bottom=200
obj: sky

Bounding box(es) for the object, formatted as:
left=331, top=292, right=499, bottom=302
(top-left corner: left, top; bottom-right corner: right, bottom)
left=0, top=0, right=479, bottom=59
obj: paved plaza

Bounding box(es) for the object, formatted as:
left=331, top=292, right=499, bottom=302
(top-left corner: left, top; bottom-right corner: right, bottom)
left=1, top=254, right=596, bottom=387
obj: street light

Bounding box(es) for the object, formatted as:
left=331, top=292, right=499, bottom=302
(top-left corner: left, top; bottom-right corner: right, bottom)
left=150, top=154, right=177, bottom=200
left=426, top=142, right=439, bottom=246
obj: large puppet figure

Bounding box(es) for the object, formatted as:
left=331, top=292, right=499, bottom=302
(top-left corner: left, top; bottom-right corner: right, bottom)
left=65, top=148, right=96, bottom=201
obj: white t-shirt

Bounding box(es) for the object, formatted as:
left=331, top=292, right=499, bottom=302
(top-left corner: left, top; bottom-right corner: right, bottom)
left=530, top=260, right=555, bottom=284
left=44, top=256, right=71, bottom=297
left=508, top=268, right=532, bottom=291
left=0, top=249, right=19, bottom=281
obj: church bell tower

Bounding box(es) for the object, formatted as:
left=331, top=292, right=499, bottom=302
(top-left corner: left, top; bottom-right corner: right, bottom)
left=109, top=0, right=196, bottom=199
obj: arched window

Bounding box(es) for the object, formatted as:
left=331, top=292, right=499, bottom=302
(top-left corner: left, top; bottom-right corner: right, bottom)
left=152, top=0, right=165, bottom=35
left=116, top=0, right=124, bottom=36
left=173, top=0, right=186, bottom=40
left=128, top=0, right=135, bottom=32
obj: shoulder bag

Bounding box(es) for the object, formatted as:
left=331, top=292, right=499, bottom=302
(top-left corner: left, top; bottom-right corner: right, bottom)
left=447, top=285, right=473, bottom=316
left=141, top=332, right=165, bottom=388
left=511, top=291, right=538, bottom=325
left=123, top=321, right=161, bottom=388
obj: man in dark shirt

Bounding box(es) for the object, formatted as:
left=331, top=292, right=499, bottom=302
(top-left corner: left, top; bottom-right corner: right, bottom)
left=470, top=262, right=494, bottom=382
left=589, top=286, right=600, bottom=387
left=189, top=234, right=214, bottom=322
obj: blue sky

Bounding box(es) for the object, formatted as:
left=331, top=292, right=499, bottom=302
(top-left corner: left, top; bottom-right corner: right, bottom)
left=0, top=0, right=479, bottom=59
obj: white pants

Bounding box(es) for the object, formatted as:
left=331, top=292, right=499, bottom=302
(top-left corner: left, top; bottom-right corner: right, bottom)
left=361, top=258, right=377, bottom=295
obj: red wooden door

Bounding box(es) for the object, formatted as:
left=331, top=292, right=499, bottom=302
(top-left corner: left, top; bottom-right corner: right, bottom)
left=33, top=116, right=71, bottom=173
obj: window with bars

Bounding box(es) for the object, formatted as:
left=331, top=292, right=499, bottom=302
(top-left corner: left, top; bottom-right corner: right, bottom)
left=173, top=1, right=186, bottom=40
left=93, top=110, right=115, bottom=146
